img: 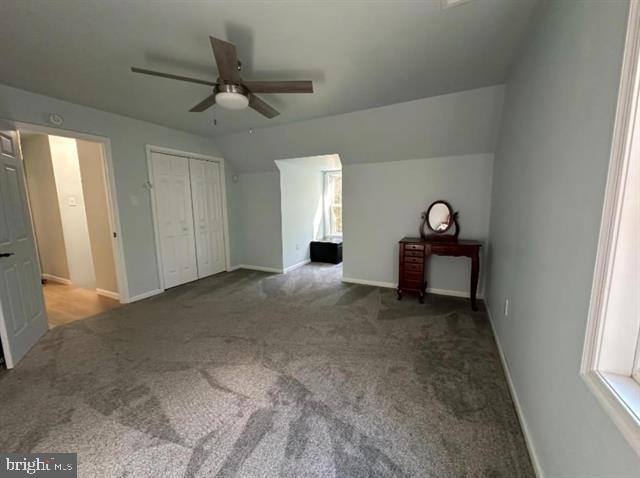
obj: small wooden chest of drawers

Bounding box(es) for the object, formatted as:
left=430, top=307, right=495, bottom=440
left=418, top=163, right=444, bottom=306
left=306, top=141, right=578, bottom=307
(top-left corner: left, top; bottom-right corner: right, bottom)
left=398, top=239, right=426, bottom=303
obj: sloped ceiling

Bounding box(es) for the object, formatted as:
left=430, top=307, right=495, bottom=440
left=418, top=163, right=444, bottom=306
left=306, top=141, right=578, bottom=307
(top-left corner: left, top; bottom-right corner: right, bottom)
left=0, top=0, right=538, bottom=138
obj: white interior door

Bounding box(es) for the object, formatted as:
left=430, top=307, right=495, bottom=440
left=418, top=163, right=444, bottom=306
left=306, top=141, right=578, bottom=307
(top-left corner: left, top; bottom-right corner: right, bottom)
left=0, top=122, right=48, bottom=368
left=189, top=158, right=226, bottom=278
left=150, top=152, right=198, bottom=289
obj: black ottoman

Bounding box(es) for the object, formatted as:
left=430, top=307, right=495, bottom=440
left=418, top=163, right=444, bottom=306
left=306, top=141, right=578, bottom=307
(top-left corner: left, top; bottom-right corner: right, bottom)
left=310, top=237, right=343, bottom=264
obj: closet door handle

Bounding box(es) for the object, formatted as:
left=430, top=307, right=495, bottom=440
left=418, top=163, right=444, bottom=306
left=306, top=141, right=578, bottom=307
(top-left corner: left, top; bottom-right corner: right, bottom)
left=0, top=252, right=15, bottom=258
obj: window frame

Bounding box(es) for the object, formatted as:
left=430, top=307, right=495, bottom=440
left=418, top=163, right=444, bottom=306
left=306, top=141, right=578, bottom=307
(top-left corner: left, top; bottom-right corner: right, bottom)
left=323, top=170, right=342, bottom=237
left=581, top=0, right=640, bottom=456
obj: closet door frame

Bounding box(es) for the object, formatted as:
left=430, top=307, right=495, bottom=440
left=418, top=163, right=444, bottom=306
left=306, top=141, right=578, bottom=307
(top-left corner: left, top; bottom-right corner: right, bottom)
left=146, top=145, right=231, bottom=292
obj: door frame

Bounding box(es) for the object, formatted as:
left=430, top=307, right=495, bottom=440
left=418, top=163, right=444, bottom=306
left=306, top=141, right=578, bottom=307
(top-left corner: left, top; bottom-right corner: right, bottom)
left=12, top=121, right=130, bottom=303
left=145, top=144, right=231, bottom=292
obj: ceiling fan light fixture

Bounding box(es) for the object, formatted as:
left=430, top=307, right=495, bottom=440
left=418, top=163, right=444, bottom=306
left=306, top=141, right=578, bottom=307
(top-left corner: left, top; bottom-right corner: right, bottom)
left=215, top=83, right=249, bottom=110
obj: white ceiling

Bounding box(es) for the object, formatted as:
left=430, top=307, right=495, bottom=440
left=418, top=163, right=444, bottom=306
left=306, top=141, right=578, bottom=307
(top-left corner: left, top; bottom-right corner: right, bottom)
left=0, top=0, right=539, bottom=138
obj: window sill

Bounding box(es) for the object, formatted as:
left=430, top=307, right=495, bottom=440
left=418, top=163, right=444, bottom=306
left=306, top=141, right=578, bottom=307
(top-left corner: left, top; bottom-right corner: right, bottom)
left=582, top=370, right=640, bottom=456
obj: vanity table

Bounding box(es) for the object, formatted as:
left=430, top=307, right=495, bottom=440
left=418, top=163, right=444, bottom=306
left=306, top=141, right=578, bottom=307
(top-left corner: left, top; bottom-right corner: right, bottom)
left=397, top=237, right=481, bottom=310
left=397, top=199, right=482, bottom=310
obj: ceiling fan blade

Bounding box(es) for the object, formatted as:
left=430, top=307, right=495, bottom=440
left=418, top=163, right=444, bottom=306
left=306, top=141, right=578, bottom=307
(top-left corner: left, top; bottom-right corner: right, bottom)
left=249, top=95, right=280, bottom=119
left=189, top=94, right=216, bottom=112
left=131, top=67, right=216, bottom=87
left=210, top=37, right=242, bottom=83
left=243, top=80, right=313, bottom=94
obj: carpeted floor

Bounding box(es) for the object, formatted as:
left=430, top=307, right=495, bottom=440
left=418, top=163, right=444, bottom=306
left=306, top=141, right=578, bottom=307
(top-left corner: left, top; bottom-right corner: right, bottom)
left=0, top=264, right=534, bottom=477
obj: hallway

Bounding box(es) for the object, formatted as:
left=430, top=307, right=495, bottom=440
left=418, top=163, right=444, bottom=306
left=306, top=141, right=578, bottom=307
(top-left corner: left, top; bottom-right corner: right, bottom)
left=43, top=281, right=121, bottom=328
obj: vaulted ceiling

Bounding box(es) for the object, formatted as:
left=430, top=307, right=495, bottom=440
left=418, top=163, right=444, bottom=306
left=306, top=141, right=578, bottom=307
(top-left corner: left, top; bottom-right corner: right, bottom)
left=0, top=0, right=539, bottom=138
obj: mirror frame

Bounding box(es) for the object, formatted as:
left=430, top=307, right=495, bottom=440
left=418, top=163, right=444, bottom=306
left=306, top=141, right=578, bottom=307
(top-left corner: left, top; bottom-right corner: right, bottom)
left=420, top=200, right=459, bottom=241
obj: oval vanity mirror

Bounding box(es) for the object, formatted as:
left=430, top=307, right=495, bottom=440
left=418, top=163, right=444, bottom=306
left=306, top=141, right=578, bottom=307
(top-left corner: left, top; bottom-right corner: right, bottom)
left=420, top=200, right=459, bottom=241
left=427, top=201, right=453, bottom=233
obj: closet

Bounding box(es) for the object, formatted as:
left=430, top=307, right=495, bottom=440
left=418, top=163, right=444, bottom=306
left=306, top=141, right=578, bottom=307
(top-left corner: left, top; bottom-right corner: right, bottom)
left=150, top=152, right=226, bottom=289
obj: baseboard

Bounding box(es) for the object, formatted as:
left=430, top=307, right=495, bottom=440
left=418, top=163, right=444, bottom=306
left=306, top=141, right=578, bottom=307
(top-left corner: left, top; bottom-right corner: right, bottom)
left=485, top=303, right=544, bottom=478
left=227, top=265, right=242, bottom=272
left=236, top=264, right=283, bottom=274
left=41, top=274, right=72, bottom=286
left=341, top=277, right=483, bottom=299
left=427, top=287, right=484, bottom=299
left=126, top=288, right=163, bottom=303
left=283, top=259, right=311, bottom=273
left=96, top=288, right=119, bottom=300
left=342, top=277, right=396, bottom=288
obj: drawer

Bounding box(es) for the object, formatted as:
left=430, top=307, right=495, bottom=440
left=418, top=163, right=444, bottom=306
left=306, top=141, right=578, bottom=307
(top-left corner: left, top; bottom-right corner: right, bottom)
left=404, top=250, right=423, bottom=257
left=404, top=256, right=424, bottom=264
left=404, top=244, right=424, bottom=251
left=403, top=271, right=424, bottom=282
left=404, top=263, right=423, bottom=272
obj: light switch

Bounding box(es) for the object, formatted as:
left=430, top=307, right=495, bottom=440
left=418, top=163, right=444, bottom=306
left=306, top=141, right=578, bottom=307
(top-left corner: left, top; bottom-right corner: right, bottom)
left=68, top=196, right=78, bottom=207
left=130, top=195, right=140, bottom=207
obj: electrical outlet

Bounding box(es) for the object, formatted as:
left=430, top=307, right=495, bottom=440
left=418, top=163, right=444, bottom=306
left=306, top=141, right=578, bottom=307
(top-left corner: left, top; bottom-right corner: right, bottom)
left=504, top=299, right=510, bottom=316
left=295, top=244, right=300, bottom=250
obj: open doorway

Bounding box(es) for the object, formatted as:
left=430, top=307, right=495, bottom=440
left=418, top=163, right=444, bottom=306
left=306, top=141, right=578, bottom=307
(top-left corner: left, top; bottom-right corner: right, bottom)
left=276, top=154, right=342, bottom=273
left=19, top=130, right=122, bottom=327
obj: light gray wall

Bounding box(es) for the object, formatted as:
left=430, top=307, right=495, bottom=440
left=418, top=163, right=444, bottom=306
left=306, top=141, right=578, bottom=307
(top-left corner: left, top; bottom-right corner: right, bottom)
left=216, top=85, right=504, bottom=172
left=344, top=155, right=493, bottom=295
left=278, top=163, right=324, bottom=269
left=77, top=139, right=119, bottom=294
left=220, top=86, right=504, bottom=285
left=233, top=171, right=283, bottom=270
left=0, top=83, right=225, bottom=299
left=486, top=1, right=639, bottom=475
left=22, top=134, right=70, bottom=280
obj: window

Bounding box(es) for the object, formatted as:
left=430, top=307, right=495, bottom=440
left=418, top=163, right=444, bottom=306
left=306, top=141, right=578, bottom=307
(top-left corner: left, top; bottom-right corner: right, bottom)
left=324, top=171, right=342, bottom=237
left=581, top=3, right=640, bottom=454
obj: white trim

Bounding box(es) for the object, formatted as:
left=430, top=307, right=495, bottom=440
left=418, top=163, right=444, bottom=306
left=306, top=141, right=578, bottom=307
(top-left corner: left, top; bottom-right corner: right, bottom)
left=126, top=288, right=163, bottom=303
left=485, top=304, right=544, bottom=477
left=235, top=264, right=283, bottom=274
left=96, top=288, right=119, bottom=300
left=583, top=372, right=640, bottom=455
left=342, top=277, right=395, bottom=288
left=582, top=0, right=640, bottom=377
left=145, top=145, right=231, bottom=292
left=283, top=259, right=311, bottom=273
left=12, top=120, right=130, bottom=303
left=580, top=0, right=640, bottom=457
left=41, top=274, right=72, bottom=286
left=427, top=287, right=484, bottom=299
left=341, top=276, right=483, bottom=299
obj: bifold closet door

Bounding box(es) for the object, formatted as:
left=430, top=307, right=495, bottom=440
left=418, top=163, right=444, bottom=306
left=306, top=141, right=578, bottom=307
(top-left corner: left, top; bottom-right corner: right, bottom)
left=150, top=152, right=198, bottom=289
left=189, top=158, right=225, bottom=278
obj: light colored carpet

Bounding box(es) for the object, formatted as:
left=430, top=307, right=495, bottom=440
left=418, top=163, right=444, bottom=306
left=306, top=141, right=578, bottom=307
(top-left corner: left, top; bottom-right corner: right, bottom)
left=0, top=263, right=534, bottom=477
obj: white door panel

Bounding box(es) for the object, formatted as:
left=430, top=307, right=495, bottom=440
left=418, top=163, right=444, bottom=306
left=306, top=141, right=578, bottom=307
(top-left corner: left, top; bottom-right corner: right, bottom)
left=189, top=158, right=225, bottom=278
left=0, top=122, right=48, bottom=368
left=150, top=152, right=198, bottom=289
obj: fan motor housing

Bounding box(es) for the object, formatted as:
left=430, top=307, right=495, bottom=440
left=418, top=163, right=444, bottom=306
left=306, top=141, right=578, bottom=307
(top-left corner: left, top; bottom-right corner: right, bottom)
left=216, top=83, right=248, bottom=97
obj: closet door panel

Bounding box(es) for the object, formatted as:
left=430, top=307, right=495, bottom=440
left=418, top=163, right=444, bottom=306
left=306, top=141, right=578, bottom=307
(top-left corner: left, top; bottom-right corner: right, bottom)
left=190, top=158, right=225, bottom=278
left=205, top=161, right=225, bottom=273
left=151, top=153, right=198, bottom=289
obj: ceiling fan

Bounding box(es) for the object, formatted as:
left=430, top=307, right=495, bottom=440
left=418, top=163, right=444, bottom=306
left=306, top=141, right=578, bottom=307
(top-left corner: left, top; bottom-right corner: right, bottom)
left=131, top=36, right=313, bottom=119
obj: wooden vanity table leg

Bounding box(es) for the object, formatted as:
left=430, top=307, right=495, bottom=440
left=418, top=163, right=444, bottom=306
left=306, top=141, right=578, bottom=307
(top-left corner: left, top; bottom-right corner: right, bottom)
left=470, top=252, right=479, bottom=311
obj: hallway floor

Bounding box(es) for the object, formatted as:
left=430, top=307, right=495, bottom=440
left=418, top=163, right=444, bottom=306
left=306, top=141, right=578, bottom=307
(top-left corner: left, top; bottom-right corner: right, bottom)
left=43, top=281, right=121, bottom=327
